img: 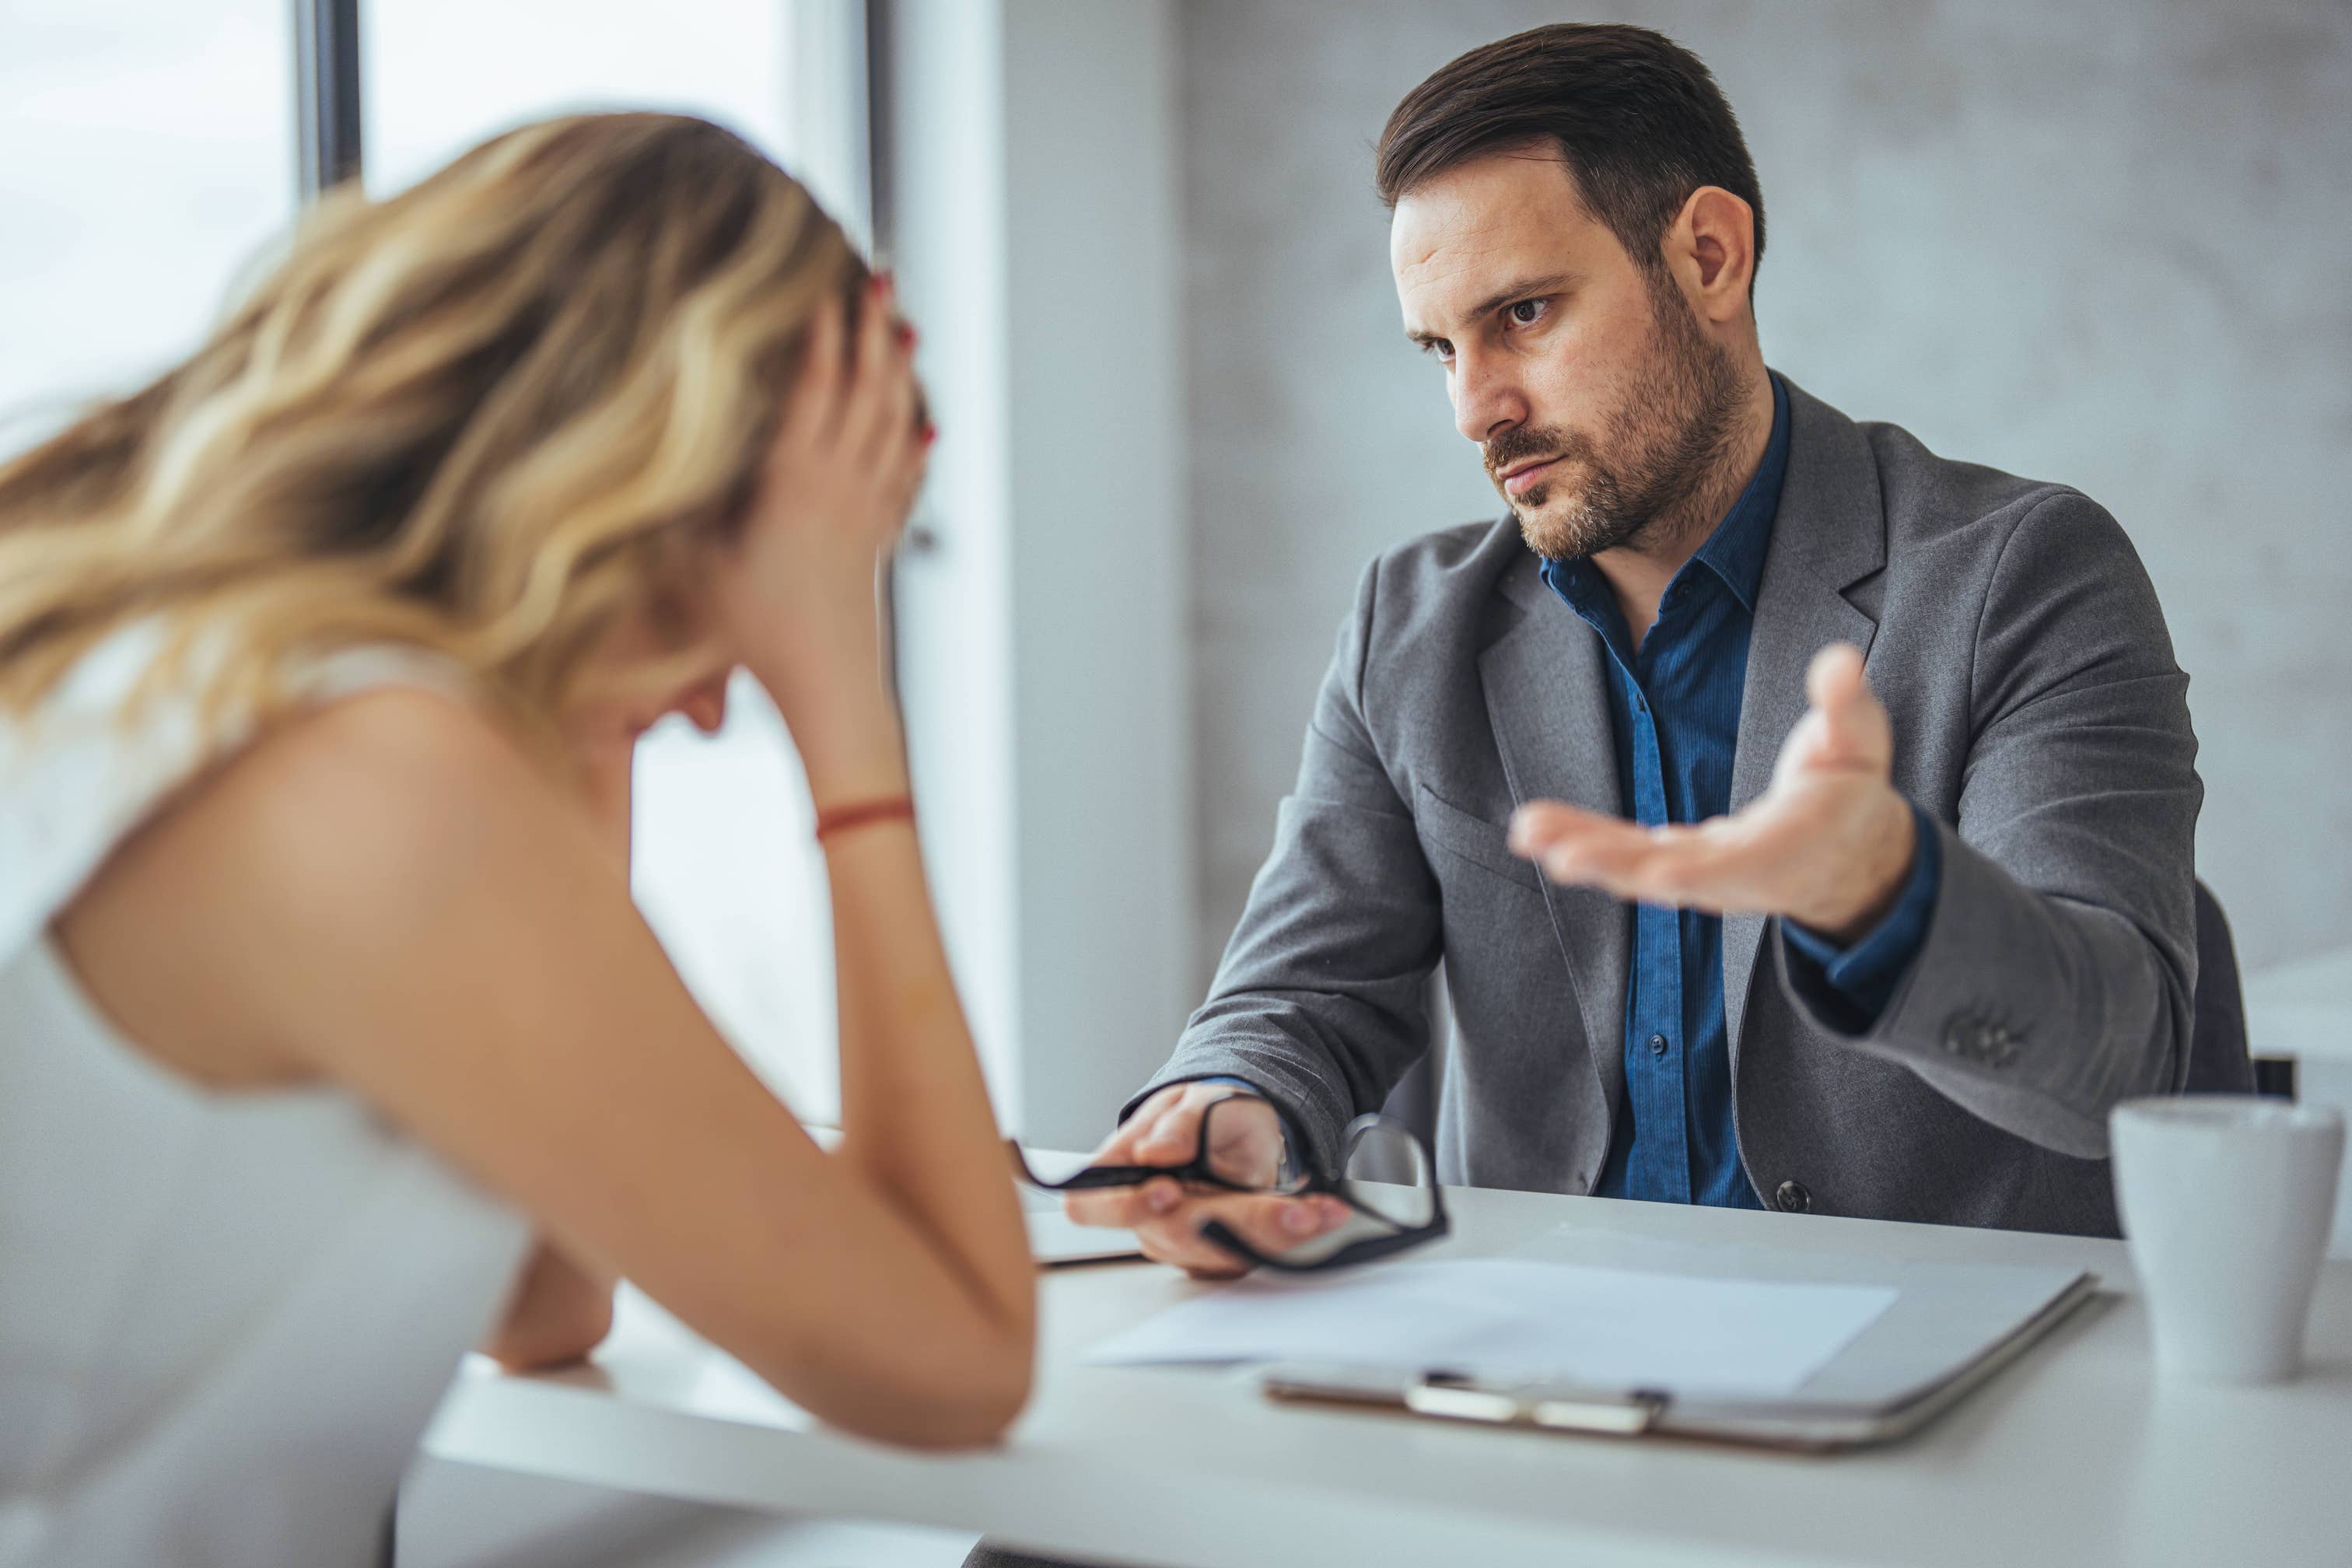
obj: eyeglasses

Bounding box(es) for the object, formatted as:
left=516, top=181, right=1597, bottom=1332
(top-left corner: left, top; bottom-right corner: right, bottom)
left=1007, top=1095, right=1449, bottom=1272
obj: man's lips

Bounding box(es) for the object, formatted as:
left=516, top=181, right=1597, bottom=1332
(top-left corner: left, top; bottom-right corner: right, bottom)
left=1499, top=455, right=1563, bottom=496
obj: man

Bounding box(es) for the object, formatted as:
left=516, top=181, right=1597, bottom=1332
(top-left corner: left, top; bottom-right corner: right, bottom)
left=1067, top=25, right=2198, bottom=1269
left=964, top=19, right=2198, bottom=1568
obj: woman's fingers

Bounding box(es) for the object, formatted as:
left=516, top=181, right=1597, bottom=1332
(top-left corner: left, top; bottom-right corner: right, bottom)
left=869, top=324, right=922, bottom=469
left=777, top=293, right=847, bottom=457
left=815, top=273, right=923, bottom=543
left=839, top=272, right=902, bottom=454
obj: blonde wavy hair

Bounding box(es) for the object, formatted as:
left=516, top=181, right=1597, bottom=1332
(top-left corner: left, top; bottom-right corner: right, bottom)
left=0, top=112, right=866, bottom=758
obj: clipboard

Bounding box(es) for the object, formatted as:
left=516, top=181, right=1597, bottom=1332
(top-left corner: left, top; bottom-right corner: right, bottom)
left=1257, top=1258, right=2101, bottom=1454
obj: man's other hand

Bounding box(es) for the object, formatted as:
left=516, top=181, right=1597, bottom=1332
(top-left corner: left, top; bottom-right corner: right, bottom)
left=1061, top=1081, right=1349, bottom=1279
left=1507, top=642, right=1917, bottom=943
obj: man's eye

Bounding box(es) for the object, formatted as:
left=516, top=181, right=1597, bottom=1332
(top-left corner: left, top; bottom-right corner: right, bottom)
left=1507, top=299, right=1549, bottom=327
left=1422, top=340, right=1454, bottom=364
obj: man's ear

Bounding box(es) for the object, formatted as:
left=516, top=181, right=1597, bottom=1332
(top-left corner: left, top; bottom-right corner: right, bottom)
left=1666, top=185, right=1758, bottom=326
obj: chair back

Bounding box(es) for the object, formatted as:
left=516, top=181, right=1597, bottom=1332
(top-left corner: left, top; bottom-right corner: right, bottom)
left=2189, top=879, right=2257, bottom=1095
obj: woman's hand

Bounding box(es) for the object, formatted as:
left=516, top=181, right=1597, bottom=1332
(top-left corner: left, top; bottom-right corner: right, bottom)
left=712, top=275, right=928, bottom=803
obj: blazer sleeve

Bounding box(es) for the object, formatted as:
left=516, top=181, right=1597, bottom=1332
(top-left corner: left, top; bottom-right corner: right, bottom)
left=1777, top=489, right=2202, bottom=1157
left=1125, top=555, right=1444, bottom=1179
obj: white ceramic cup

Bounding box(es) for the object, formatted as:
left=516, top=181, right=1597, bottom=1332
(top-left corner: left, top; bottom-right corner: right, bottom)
left=2110, top=1095, right=2344, bottom=1384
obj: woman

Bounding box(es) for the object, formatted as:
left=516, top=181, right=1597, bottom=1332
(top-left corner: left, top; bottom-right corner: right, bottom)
left=0, top=114, right=1033, bottom=1566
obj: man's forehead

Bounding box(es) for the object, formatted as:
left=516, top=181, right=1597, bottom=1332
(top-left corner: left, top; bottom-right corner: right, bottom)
left=1391, top=152, right=1599, bottom=323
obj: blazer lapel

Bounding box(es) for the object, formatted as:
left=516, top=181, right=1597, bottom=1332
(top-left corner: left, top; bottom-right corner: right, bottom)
left=1722, top=380, right=1888, bottom=1059
left=1479, top=554, right=1630, bottom=1128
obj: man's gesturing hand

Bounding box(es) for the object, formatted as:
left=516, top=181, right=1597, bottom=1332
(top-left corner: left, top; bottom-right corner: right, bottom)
left=1507, top=642, right=1918, bottom=943
left=1061, top=1082, right=1349, bottom=1280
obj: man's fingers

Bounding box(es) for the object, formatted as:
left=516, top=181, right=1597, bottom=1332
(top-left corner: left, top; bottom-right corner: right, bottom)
left=1514, top=805, right=1779, bottom=911
left=1083, top=1084, right=1188, bottom=1164
left=1062, top=1175, right=1185, bottom=1229
left=1075, top=1185, right=1352, bottom=1273
left=1131, top=1080, right=1241, bottom=1161
left=1508, top=799, right=1616, bottom=858
left=1194, top=1192, right=1352, bottom=1255
left=1136, top=1192, right=1349, bottom=1275
left=1804, top=642, right=1891, bottom=766
left=1514, top=805, right=1678, bottom=883
left=1805, top=640, right=1866, bottom=709
left=1135, top=1099, right=1211, bottom=1160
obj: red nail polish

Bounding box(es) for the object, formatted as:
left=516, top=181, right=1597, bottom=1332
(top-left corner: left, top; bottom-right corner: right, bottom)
left=869, top=271, right=889, bottom=298
left=898, top=322, right=916, bottom=348
left=921, top=424, right=938, bottom=447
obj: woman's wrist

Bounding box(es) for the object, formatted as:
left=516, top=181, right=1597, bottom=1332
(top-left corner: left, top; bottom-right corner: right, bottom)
left=793, top=709, right=911, bottom=813
left=740, top=628, right=913, bottom=807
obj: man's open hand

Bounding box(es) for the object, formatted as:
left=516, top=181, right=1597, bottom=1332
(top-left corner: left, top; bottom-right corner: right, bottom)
left=1507, top=643, right=1917, bottom=941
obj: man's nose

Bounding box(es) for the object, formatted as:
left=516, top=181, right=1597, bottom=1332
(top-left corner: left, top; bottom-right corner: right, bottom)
left=1451, top=345, right=1528, bottom=446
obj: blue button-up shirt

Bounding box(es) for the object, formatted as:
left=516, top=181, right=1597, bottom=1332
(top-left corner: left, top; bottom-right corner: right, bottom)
left=1538, top=374, right=1939, bottom=1208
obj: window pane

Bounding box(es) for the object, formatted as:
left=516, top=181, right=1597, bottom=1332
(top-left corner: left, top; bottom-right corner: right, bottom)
left=362, top=0, right=792, bottom=194
left=629, top=677, right=838, bottom=1124
left=365, top=1, right=852, bottom=1122
left=0, top=0, right=293, bottom=441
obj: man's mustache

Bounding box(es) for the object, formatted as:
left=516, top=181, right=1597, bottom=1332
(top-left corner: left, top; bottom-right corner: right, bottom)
left=1483, top=426, right=1586, bottom=483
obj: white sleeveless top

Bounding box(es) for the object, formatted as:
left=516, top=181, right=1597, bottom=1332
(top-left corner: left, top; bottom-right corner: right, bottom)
left=0, top=624, right=532, bottom=1568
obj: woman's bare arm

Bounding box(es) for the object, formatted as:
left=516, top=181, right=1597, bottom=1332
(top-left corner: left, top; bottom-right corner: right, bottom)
left=58, top=687, right=1034, bottom=1448
left=478, top=726, right=632, bottom=1374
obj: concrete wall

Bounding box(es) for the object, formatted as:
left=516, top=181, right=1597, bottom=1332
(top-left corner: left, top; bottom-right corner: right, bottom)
left=1180, top=0, right=2352, bottom=987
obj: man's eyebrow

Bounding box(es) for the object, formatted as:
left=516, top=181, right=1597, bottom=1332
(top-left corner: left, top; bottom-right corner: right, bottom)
left=1403, top=272, right=1577, bottom=347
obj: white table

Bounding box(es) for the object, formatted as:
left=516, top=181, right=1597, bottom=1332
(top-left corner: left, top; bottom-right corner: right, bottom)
left=424, top=1182, right=2352, bottom=1568
left=2248, top=946, right=2352, bottom=1257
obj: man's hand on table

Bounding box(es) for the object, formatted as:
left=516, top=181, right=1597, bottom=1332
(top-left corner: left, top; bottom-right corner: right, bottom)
left=1062, top=1081, right=1350, bottom=1279
left=1507, top=643, right=1918, bottom=943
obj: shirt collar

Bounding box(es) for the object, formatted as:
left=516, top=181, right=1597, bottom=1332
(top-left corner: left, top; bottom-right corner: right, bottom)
left=1537, top=371, right=1791, bottom=615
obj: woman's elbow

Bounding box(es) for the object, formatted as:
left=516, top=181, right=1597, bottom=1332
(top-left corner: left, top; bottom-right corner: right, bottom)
left=817, top=1331, right=1036, bottom=1451
left=482, top=1285, right=616, bottom=1372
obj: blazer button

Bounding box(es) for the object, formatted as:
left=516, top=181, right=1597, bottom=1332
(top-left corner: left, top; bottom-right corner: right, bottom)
left=1774, top=1180, right=1811, bottom=1214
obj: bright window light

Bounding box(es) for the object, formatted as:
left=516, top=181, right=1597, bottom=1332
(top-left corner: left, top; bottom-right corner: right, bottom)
left=0, top=0, right=293, bottom=444
left=361, top=0, right=792, bottom=194
left=365, top=0, right=866, bottom=1124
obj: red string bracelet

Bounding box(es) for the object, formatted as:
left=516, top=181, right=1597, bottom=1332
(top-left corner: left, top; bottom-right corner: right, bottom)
left=813, top=796, right=916, bottom=845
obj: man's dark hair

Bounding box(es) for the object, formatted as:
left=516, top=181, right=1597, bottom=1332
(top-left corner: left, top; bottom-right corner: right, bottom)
left=1375, top=24, right=1765, bottom=288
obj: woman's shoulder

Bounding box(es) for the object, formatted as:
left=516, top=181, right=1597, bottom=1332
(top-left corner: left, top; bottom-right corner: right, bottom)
left=37, top=621, right=574, bottom=953
left=3, top=625, right=527, bottom=964
left=37, top=664, right=583, bottom=1093
left=206, top=681, right=567, bottom=901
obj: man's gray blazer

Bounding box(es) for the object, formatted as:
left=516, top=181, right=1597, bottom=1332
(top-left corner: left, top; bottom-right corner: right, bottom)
left=1143, top=379, right=2200, bottom=1237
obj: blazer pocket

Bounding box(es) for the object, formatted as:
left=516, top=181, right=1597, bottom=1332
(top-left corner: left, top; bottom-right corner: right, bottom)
left=1414, top=784, right=1542, bottom=890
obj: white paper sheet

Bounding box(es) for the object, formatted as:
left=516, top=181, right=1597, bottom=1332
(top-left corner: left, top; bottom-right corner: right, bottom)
left=1087, top=1258, right=1898, bottom=1398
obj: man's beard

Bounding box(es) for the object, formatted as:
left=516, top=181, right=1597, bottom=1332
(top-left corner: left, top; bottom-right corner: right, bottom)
left=1488, top=271, right=1749, bottom=562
